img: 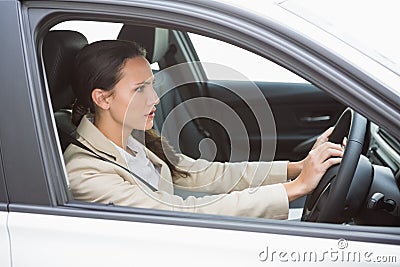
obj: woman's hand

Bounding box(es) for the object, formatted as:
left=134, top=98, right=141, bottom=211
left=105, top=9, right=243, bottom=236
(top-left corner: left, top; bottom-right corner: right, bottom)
left=287, top=127, right=334, bottom=179
left=284, top=141, right=344, bottom=201
left=312, top=127, right=334, bottom=150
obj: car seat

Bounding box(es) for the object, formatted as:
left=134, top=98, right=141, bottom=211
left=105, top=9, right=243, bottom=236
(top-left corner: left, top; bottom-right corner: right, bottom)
left=43, top=30, right=88, bottom=151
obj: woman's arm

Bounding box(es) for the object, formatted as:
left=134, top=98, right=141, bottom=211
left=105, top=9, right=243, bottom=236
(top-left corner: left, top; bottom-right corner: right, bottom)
left=173, top=127, right=338, bottom=195
left=67, top=156, right=289, bottom=220
left=287, top=161, right=304, bottom=180
left=173, top=155, right=289, bottom=194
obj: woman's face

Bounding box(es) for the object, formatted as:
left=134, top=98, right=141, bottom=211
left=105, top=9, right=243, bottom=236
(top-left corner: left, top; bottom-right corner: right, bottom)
left=106, top=56, right=159, bottom=131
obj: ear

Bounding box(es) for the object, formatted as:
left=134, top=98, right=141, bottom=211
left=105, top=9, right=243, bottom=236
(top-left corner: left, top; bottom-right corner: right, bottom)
left=91, top=89, right=111, bottom=110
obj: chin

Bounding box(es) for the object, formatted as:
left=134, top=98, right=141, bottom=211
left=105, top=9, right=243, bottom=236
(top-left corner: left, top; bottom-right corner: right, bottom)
left=145, top=124, right=153, bottom=131
left=144, top=120, right=154, bottom=131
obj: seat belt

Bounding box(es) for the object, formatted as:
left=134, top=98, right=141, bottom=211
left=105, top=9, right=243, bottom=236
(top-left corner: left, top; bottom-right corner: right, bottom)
left=60, top=130, right=158, bottom=192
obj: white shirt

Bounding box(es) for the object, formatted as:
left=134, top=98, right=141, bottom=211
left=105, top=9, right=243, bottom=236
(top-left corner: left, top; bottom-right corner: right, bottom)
left=111, top=135, right=160, bottom=190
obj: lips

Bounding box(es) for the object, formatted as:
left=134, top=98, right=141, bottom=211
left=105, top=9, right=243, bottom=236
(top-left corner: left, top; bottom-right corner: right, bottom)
left=146, top=108, right=156, bottom=118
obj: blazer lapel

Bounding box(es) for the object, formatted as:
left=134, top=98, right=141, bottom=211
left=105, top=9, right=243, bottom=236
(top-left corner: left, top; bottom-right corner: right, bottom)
left=76, top=115, right=174, bottom=194
left=76, top=115, right=128, bottom=167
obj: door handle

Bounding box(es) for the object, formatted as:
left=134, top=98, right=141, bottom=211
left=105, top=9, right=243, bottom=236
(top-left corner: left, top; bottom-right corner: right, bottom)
left=301, top=115, right=331, bottom=122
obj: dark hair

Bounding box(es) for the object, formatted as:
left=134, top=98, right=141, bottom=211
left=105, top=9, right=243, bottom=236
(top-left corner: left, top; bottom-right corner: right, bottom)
left=72, top=40, right=188, bottom=178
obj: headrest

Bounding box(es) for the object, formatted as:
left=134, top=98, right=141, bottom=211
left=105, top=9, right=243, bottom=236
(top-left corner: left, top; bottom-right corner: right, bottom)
left=43, top=30, right=88, bottom=111
left=117, top=25, right=169, bottom=63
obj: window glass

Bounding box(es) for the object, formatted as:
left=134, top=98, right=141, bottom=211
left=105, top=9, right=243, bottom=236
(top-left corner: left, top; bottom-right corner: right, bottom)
left=51, top=20, right=123, bottom=43
left=188, top=32, right=308, bottom=83
left=51, top=20, right=160, bottom=70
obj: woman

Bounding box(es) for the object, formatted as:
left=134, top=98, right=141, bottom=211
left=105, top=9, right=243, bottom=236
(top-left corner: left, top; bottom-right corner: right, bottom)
left=64, top=40, right=343, bottom=219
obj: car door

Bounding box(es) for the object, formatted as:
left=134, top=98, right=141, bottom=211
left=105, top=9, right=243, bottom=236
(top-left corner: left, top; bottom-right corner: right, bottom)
left=2, top=0, right=399, bottom=266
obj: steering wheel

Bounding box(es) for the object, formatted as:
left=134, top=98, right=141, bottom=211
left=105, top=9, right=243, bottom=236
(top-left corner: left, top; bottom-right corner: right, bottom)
left=301, top=108, right=367, bottom=223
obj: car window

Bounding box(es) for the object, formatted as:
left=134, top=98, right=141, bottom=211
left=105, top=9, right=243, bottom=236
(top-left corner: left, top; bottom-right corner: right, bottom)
left=188, top=32, right=309, bottom=83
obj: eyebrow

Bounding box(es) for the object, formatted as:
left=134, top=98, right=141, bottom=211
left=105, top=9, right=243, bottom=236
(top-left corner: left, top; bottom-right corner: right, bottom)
left=134, top=81, right=150, bottom=85
left=133, top=78, right=154, bottom=86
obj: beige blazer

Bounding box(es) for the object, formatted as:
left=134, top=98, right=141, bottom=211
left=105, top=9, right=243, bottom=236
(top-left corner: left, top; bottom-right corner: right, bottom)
left=64, top=115, right=290, bottom=219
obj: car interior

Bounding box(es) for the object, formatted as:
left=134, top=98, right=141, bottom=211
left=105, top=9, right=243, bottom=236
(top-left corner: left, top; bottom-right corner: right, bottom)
left=41, top=20, right=400, bottom=226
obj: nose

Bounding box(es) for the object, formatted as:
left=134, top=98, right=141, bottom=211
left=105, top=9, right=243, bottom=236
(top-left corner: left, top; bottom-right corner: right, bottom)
left=147, top=86, right=160, bottom=106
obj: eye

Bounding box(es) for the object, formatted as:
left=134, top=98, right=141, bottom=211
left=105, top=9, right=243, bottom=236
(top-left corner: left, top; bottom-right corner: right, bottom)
left=135, top=85, right=145, bottom=92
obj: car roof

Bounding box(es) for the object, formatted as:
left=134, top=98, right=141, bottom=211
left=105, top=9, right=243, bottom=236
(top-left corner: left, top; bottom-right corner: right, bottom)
left=219, top=0, right=400, bottom=96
